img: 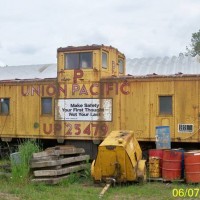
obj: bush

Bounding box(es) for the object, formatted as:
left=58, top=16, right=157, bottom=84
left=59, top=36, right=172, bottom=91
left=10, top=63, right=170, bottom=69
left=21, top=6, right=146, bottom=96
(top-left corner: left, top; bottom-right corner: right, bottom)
left=11, top=140, right=40, bottom=183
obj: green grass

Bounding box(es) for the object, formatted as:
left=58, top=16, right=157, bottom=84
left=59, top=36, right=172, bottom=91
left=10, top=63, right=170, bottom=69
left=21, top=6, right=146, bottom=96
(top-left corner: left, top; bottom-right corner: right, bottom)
left=0, top=177, right=100, bottom=200
left=0, top=175, right=200, bottom=200
left=106, top=182, right=200, bottom=200
left=105, top=182, right=174, bottom=200
left=10, top=140, right=40, bottom=183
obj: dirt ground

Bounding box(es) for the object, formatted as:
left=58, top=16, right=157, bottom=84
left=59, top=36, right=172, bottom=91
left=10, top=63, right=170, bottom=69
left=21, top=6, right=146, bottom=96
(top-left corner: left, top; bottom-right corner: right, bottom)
left=0, top=192, right=20, bottom=200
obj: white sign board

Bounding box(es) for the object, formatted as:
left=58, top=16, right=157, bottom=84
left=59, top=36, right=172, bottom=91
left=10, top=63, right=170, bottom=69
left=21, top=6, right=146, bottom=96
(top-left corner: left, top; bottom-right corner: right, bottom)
left=55, top=99, right=112, bottom=121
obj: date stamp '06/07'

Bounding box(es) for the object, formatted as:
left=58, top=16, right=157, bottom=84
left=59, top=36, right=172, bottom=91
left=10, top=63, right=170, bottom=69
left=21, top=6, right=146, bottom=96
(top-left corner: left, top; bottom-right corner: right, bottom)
left=172, top=188, right=200, bottom=198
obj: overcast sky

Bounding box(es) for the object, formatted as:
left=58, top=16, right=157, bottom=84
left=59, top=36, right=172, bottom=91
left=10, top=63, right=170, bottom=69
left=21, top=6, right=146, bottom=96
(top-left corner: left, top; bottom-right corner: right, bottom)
left=0, top=0, right=200, bottom=66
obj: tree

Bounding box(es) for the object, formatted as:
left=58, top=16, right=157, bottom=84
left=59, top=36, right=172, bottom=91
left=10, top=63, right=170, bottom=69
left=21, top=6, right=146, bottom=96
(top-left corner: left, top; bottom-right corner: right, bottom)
left=186, top=29, right=200, bottom=56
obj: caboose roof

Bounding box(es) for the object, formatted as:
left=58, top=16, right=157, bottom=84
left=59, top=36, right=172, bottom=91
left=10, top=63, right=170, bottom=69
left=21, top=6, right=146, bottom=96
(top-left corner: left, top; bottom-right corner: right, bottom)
left=57, top=44, right=123, bottom=55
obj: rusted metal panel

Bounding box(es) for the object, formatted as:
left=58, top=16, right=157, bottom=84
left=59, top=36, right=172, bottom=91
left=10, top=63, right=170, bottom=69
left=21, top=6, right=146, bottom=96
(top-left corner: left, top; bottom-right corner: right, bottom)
left=156, top=126, right=171, bottom=149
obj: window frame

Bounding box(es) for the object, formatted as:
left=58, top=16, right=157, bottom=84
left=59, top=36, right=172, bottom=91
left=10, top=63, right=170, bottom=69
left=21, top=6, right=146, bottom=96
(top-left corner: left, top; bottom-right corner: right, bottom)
left=102, top=51, right=108, bottom=69
left=64, top=51, right=93, bottom=70
left=41, top=97, right=53, bottom=115
left=118, top=58, right=124, bottom=74
left=0, top=98, right=10, bottom=115
left=158, top=95, right=173, bottom=116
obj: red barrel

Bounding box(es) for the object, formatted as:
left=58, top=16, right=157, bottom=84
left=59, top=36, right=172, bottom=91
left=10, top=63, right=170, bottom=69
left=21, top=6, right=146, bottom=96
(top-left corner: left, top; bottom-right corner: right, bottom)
left=162, top=150, right=183, bottom=181
left=149, top=149, right=163, bottom=176
left=185, top=151, right=200, bottom=183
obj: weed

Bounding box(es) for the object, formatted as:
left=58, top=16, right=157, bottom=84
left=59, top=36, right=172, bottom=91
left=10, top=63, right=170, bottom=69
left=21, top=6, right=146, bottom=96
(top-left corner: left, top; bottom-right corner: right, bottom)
left=59, top=172, right=80, bottom=186
left=81, top=159, right=91, bottom=180
left=33, top=183, right=48, bottom=192
left=11, top=140, right=40, bottom=183
left=0, top=174, right=10, bottom=182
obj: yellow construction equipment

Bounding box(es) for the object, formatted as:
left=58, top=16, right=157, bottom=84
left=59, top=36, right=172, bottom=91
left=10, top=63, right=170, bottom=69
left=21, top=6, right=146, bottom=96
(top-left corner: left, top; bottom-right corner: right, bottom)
left=91, top=130, right=146, bottom=184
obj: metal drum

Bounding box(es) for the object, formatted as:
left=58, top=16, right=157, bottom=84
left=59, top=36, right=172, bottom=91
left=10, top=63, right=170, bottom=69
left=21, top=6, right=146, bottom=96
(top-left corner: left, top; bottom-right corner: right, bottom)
left=185, top=151, right=200, bottom=183
left=149, top=157, right=161, bottom=178
left=149, top=149, right=163, bottom=176
left=162, top=149, right=184, bottom=181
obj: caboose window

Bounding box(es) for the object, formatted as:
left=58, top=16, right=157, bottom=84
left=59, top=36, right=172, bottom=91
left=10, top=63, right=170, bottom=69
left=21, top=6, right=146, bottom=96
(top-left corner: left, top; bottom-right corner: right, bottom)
left=65, top=52, right=92, bottom=69
left=102, top=52, right=108, bottom=69
left=65, top=53, right=79, bottom=69
left=0, top=98, right=9, bottom=115
left=41, top=98, right=52, bottom=115
left=159, top=96, right=172, bottom=115
left=119, top=59, right=124, bottom=74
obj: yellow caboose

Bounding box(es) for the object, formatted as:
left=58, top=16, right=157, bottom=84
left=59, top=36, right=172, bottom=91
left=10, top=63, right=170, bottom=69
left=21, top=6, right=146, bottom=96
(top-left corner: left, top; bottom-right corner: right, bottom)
left=0, top=44, right=200, bottom=158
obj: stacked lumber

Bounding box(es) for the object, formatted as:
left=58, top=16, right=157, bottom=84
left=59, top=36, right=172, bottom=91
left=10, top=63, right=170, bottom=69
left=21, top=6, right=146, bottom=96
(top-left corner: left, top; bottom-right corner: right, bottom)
left=31, top=145, right=90, bottom=184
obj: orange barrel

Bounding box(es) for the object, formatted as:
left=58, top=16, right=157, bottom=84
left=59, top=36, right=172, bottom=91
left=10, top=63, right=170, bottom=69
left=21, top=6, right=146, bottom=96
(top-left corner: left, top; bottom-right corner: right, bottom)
left=149, top=157, right=161, bottom=178
left=149, top=149, right=163, bottom=176
left=162, top=149, right=184, bottom=181
left=184, top=151, right=200, bottom=183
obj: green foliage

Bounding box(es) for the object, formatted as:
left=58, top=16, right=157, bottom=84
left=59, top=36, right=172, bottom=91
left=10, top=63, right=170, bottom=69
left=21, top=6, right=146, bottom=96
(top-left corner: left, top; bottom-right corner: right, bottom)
left=59, top=160, right=92, bottom=186
left=59, top=173, right=80, bottom=186
left=11, top=140, right=40, bottom=183
left=34, top=182, right=49, bottom=192
left=186, top=29, right=200, bottom=56
left=81, top=159, right=91, bottom=180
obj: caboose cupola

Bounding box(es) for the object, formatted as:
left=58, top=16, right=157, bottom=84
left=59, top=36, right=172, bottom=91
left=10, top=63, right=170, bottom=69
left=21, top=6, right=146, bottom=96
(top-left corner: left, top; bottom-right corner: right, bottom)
left=57, top=45, right=125, bottom=83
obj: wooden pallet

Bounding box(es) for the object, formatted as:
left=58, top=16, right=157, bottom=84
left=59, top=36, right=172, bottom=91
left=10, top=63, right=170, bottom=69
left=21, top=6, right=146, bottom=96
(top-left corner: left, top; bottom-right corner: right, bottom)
left=31, top=145, right=90, bottom=184
left=32, top=174, right=70, bottom=185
